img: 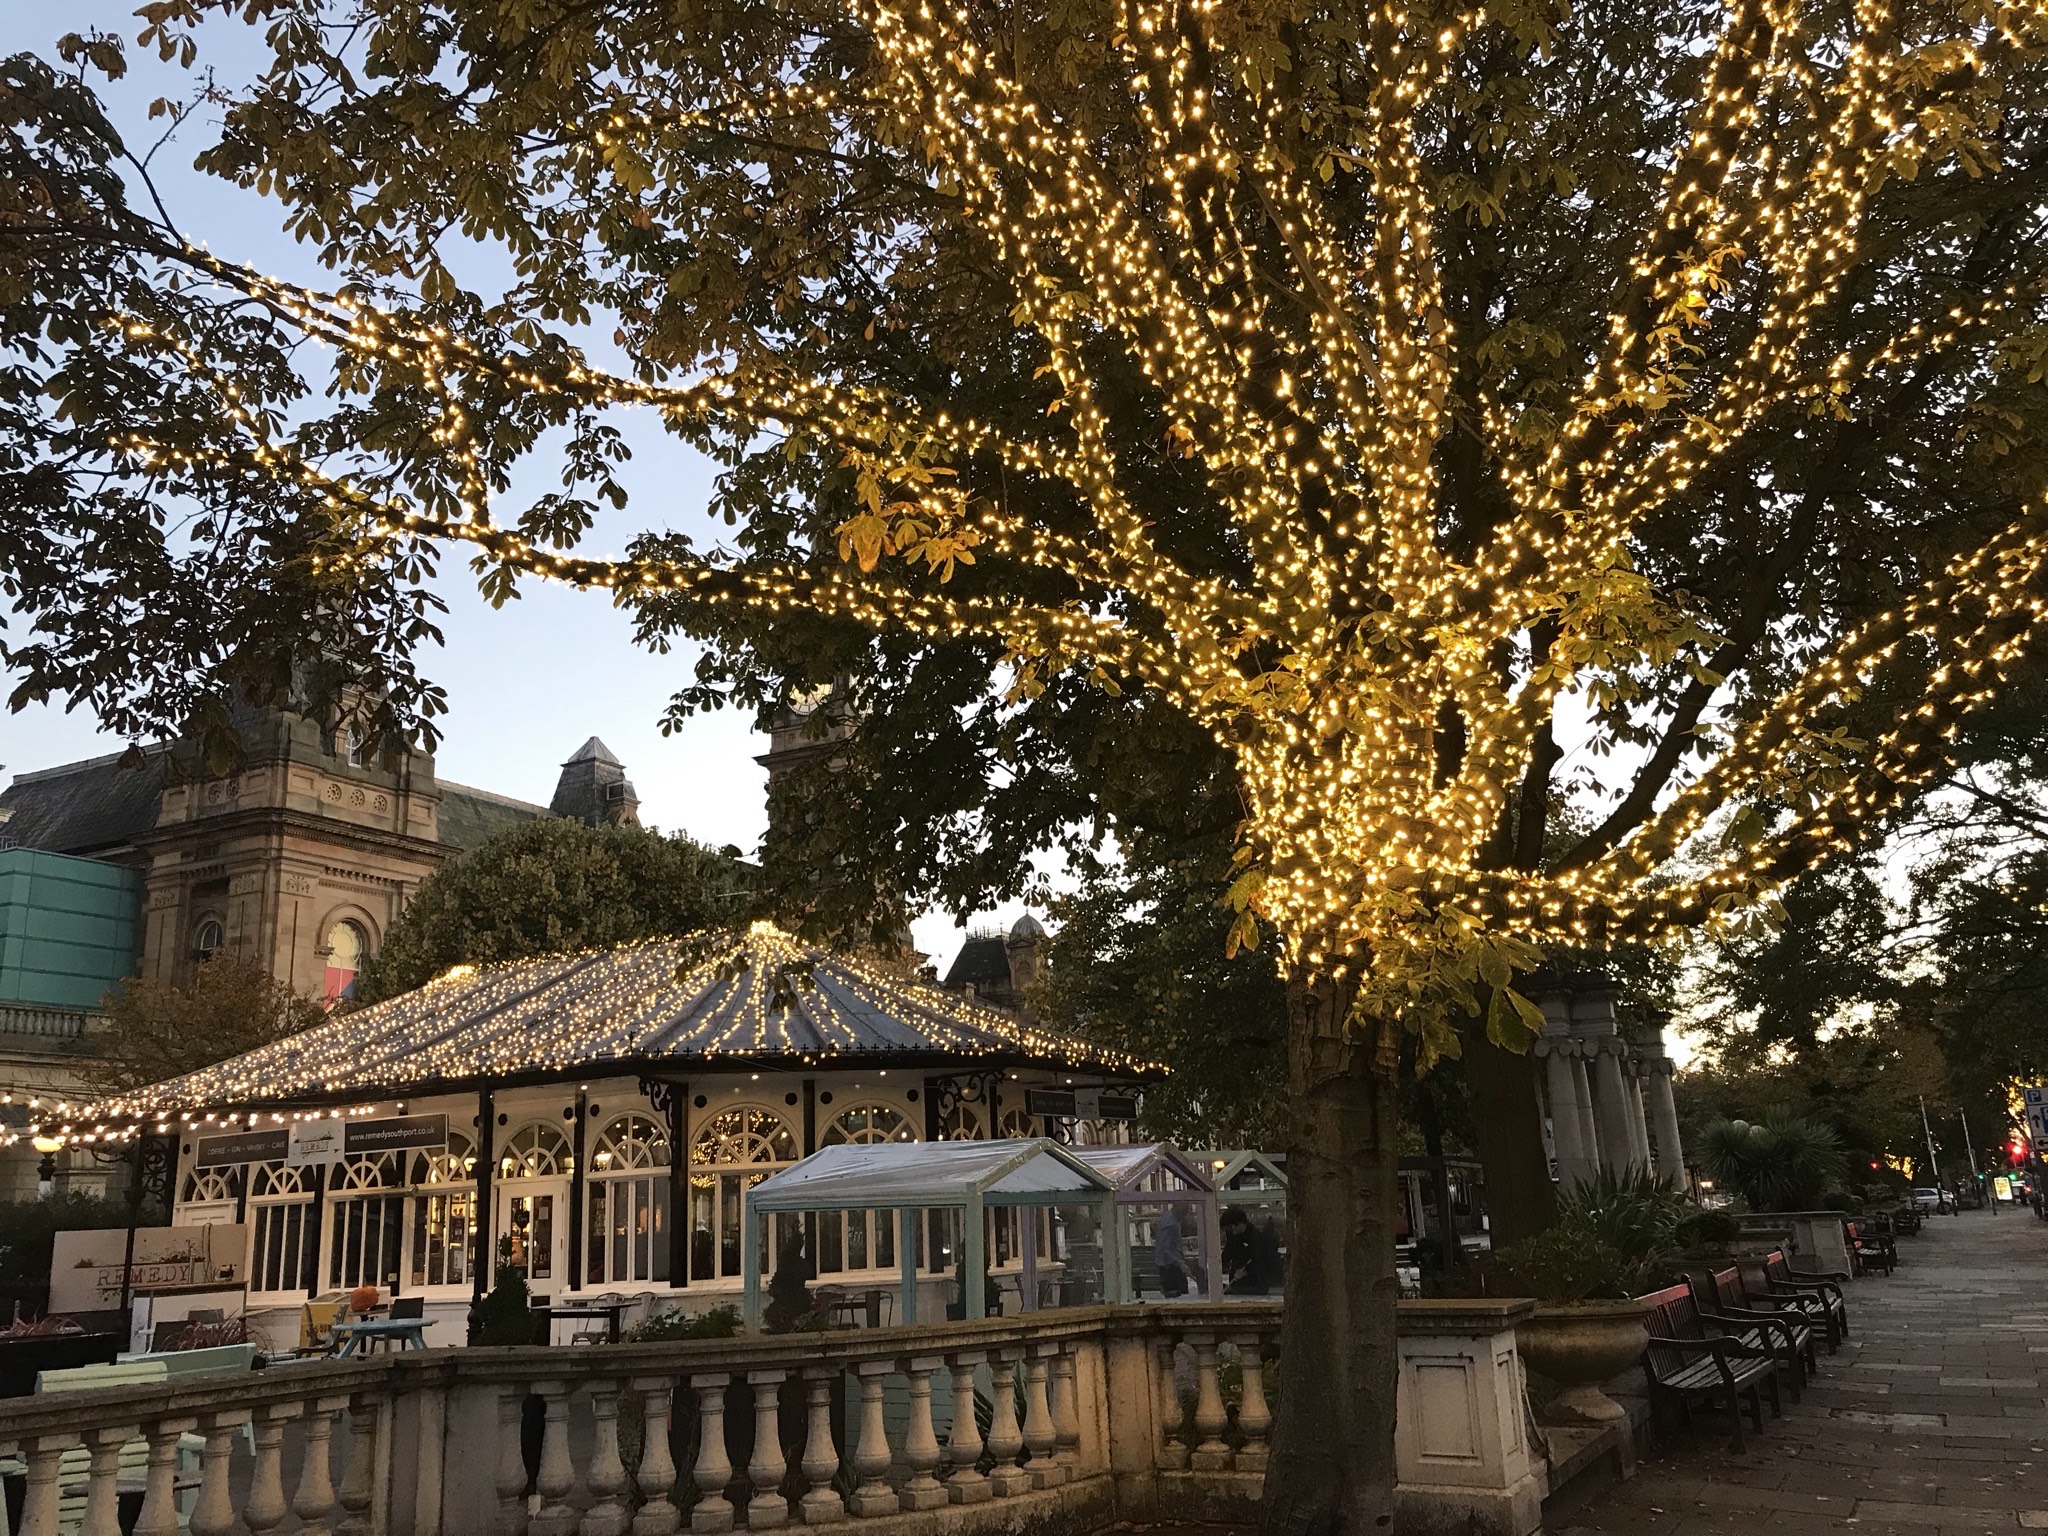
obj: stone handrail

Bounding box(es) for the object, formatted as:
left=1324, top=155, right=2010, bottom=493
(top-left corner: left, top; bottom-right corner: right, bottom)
left=0, top=1298, right=1558, bottom=1536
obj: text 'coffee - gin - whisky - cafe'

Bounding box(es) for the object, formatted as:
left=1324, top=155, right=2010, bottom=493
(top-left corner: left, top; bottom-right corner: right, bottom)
left=37, top=922, right=1155, bottom=1347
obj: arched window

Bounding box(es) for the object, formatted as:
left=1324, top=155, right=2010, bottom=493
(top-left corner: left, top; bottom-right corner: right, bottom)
left=410, top=1132, right=476, bottom=1290
left=326, top=1151, right=407, bottom=1291
left=248, top=1161, right=315, bottom=1294
left=999, top=1105, right=1038, bottom=1139
left=689, top=1106, right=798, bottom=1282
left=587, top=1115, right=672, bottom=1286
left=180, top=1166, right=239, bottom=1204
left=939, top=1102, right=985, bottom=1141
left=323, top=919, right=367, bottom=1005
left=817, top=1102, right=919, bottom=1277
left=820, top=1103, right=914, bottom=1145
left=193, top=918, right=224, bottom=962
left=498, top=1122, right=571, bottom=1178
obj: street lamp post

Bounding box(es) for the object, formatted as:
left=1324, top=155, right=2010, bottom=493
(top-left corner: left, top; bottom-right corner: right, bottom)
left=31, top=1135, right=62, bottom=1200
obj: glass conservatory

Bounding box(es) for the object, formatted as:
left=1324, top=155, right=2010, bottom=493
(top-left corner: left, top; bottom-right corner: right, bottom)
left=741, top=1138, right=1120, bottom=1329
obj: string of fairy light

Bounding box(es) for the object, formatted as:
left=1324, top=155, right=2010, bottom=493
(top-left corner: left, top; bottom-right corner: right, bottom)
left=35, top=922, right=1158, bottom=1145
left=87, top=0, right=2048, bottom=1048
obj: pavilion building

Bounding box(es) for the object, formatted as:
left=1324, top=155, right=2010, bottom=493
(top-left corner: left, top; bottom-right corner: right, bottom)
left=44, top=921, right=1155, bottom=1346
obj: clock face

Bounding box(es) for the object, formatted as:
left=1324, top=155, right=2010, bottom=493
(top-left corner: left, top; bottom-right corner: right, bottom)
left=788, top=681, right=836, bottom=714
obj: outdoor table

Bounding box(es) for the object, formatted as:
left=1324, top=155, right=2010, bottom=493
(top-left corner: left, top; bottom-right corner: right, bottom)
left=543, top=1303, right=630, bottom=1344
left=334, top=1319, right=429, bottom=1356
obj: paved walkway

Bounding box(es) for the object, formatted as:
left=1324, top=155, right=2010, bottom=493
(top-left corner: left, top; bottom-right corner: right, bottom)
left=1556, top=1206, right=2048, bottom=1536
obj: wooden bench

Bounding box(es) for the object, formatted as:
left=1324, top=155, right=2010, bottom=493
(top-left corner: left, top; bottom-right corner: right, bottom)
left=1728, top=1259, right=1840, bottom=1353
left=1844, top=1220, right=1896, bottom=1278
left=1762, top=1248, right=1850, bottom=1343
left=1690, top=1267, right=1818, bottom=1391
left=1641, top=1283, right=1781, bottom=1450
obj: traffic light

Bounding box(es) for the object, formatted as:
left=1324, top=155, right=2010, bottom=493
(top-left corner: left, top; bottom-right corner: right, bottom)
left=2011, top=1136, right=2030, bottom=1166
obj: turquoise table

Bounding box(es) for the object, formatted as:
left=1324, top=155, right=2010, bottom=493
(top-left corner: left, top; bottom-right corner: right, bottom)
left=334, top=1319, right=429, bottom=1356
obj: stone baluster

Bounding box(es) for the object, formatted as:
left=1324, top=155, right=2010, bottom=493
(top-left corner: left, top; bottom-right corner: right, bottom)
left=1154, top=1339, right=1188, bottom=1470
left=847, top=1361, right=897, bottom=1517
left=944, top=1352, right=989, bottom=1504
left=294, top=1395, right=349, bottom=1536
left=338, top=1393, right=384, bottom=1536
left=530, top=1381, right=579, bottom=1536
left=496, top=1388, right=534, bottom=1536
left=189, top=1413, right=248, bottom=1536
left=1233, top=1334, right=1273, bottom=1473
left=79, top=1425, right=132, bottom=1536
left=984, top=1351, right=1029, bottom=1498
left=16, top=1437, right=72, bottom=1536
left=1049, top=1345, right=1081, bottom=1472
left=1189, top=1334, right=1232, bottom=1470
left=689, top=1374, right=735, bottom=1535
left=632, top=1377, right=682, bottom=1536
left=899, top=1356, right=947, bottom=1511
left=132, top=1418, right=196, bottom=1536
left=0, top=1439, right=12, bottom=1536
left=582, top=1381, right=632, bottom=1536
left=746, top=1368, right=790, bottom=1529
left=245, top=1402, right=304, bottom=1536
left=797, top=1369, right=844, bottom=1525
left=1021, top=1345, right=1060, bottom=1489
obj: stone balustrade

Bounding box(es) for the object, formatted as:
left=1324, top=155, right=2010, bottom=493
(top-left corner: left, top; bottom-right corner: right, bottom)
left=0, top=1302, right=1551, bottom=1536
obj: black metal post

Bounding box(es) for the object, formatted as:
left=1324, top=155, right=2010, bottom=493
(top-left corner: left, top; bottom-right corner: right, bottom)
left=568, top=1090, right=588, bottom=1290
left=469, top=1088, right=496, bottom=1342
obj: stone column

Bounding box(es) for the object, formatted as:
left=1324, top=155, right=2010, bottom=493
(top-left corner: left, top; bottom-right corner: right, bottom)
left=1571, top=981, right=1641, bottom=1176
left=1569, top=1050, right=1600, bottom=1171
left=1535, top=993, right=1597, bottom=1191
left=1639, top=1014, right=1686, bottom=1187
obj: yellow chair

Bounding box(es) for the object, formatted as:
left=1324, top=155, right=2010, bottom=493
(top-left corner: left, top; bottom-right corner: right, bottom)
left=298, top=1300, right=342, bottom=1354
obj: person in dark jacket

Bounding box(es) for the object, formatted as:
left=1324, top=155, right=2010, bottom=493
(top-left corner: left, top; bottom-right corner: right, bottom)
left=1221, top=1208, right=1284, bottom=1295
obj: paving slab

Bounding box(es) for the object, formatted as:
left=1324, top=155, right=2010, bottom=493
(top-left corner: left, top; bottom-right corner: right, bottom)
left=1553, top=1208, right=2048, bottom=1536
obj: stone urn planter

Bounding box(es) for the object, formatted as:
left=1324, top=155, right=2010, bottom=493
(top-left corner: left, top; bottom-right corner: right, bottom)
left=1516, top=1299, right=1649, bottom=1425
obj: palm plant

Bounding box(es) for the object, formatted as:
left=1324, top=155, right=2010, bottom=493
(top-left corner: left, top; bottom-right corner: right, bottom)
left=1697, top=1111, right=1846, bottom=1212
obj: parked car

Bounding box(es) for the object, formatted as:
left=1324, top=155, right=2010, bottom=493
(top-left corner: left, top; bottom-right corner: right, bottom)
left=1911, top=1187, right=1945, bottom=1213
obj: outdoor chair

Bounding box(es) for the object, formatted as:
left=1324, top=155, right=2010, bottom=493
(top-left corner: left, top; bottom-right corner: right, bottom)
left=1761, top=1249, right=1850, bottom=1342
left=1640, top=1283, right=1781, bottom=1451
left=1843, top=1220, right=1895, bottom=1278
left=1687, top=1269, right=1817, bottom=1393
left=1890, top=1205, right=1923, bottom=1237
left=388, top=1297, right=425, bottom=1321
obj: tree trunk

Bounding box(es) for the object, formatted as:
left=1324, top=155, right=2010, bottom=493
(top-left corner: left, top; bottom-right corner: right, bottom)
left=1257, top=974, right=1402, bottom=1536
left=1458, top=1022, right=1556, bottom=1248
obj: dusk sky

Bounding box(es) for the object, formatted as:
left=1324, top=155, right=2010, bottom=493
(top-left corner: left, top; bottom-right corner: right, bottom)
left=0, top=6, right=1025, bottom=966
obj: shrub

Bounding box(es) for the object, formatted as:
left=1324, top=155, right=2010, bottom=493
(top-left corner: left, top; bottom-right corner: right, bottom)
left=1489, top=1169, right=1690, bottom=1302
left=1697, top=1111, right=1845, bottom=1211
left=628, top=1305, right=741, bottom=1342
left=1676, top=1209, right=1742, bottom=1249
left=471, top=1266, right=545, bottom=1345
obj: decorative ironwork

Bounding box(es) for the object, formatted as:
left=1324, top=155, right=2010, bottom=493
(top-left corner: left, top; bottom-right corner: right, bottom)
left=639, top=1076, right=683, bottom=1120
left=930, top=1071, right=1002, bottom=1140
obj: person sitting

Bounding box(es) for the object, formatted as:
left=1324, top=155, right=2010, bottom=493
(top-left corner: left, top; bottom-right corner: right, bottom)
left=1221, top=1208, right=1284, bottom=1295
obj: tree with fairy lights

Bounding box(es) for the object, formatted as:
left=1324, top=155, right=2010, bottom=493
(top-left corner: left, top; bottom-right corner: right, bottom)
left=11, top=0, right=2048, bottom=1521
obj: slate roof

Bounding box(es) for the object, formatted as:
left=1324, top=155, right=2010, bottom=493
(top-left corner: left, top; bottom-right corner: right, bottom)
left=943, top=934, right=1013, bottom=991
left=437, top=783, right=549, bottom=852
left=63, top=921, right=1158, bottom=1121
left=0, top=751, right=165, bottom=858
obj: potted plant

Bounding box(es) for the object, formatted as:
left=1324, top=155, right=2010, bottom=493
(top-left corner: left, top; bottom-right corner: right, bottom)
left=1491, top=1171, right=1687, bottom=1425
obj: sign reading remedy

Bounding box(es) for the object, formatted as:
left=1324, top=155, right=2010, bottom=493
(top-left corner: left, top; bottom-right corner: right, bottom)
left=346, top=1114, right=447, bottom=1154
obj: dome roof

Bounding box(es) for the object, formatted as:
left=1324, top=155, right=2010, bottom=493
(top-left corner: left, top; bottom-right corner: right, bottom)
left=1008, top=913, right=1047, bottom=942
left=62, top=921, right=1155, bottom=1125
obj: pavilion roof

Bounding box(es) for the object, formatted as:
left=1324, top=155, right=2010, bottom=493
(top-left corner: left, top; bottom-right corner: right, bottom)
left=54, top=921, right=1158, bottom=1131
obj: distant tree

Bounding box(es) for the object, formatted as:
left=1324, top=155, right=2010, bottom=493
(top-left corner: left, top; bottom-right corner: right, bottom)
left=1039, top=838, right=1288, bottom=1150
left=88, top=956, right=323, bottom=1093
left=352, top=818, right=750, bottom=1004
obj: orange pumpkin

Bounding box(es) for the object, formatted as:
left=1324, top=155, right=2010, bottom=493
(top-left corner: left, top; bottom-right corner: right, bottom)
left=349, top=1284, right=380, bottom=1315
